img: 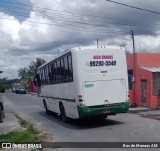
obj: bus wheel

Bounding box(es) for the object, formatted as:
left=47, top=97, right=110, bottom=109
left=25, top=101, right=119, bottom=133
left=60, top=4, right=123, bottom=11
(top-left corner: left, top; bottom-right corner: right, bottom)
left=43, top=100, right=51, bottom=115
left=0, top=107, right=3, bottom=123
left=1, top=103, right=5, bottom=119
left=59, top=103, right=68, bottom=123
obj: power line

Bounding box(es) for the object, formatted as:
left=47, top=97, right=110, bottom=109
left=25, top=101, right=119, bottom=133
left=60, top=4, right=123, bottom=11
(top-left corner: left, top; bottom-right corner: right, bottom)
left=0, top=3, right=134, bottom=33
left=1, top=0, right=160, bottom=29
left=106, top=0, right=160, bottom=15
left=4, top=0, right=160, bottom=26
left=0, top=0, right=160, bottom=36
left=0, top=16, right=128, bottom=36
left=1, top=2, right=160, bottom=31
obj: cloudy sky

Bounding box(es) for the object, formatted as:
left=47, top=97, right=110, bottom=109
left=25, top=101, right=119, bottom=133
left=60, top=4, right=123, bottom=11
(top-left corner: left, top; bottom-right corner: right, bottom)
left=0, top=0, right=160, bottom=78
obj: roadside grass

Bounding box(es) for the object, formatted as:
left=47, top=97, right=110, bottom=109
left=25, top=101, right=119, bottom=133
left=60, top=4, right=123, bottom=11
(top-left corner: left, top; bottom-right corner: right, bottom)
left=0, top=128, right=39, bottom=142
left=0, top=117, right=40, bottom=145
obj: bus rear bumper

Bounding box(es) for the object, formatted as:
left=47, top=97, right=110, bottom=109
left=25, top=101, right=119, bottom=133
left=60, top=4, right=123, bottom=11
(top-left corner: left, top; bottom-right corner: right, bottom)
left=77, top=102, right=129, bottom=118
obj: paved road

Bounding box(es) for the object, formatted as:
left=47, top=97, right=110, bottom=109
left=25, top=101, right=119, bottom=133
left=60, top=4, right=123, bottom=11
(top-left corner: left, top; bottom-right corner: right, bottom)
left=2, top=93, right=160, bottom=151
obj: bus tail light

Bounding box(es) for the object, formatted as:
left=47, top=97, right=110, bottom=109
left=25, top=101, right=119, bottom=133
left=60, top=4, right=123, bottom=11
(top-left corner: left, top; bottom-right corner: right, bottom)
left=78, top=95, right=83, bottom=102
left=78, top=95, right=83, bottom=98
left=79, top=99, right=83, bottom=102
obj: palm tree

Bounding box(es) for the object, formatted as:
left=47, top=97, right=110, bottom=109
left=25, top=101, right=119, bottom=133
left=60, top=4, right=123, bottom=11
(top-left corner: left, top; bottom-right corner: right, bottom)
left=17, top=58, right=46, bottom=82
left=28, top=58, right=46, bottom=77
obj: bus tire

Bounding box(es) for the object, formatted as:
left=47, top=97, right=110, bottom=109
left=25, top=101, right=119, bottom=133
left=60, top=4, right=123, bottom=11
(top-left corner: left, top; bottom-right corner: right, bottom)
left=0, top=107, right=3, bottom=123
left=1, top=103, right=5, bottom=119
left=59, top=103, right=68, bottom=123
left=43, top=100, right=51, bottom=115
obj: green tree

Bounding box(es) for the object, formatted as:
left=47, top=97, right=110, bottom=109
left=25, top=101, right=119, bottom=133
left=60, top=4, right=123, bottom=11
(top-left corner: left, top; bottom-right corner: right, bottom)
left=28, top=58, right=46, bottom=77
left=17, top=57, right=46, bottom=87
left=17, top=67, right=29, bottom=80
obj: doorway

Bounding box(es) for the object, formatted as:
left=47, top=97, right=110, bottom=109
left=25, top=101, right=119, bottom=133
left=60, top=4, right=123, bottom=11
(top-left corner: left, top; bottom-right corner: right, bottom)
left=141, top=80, right=147, bottom=106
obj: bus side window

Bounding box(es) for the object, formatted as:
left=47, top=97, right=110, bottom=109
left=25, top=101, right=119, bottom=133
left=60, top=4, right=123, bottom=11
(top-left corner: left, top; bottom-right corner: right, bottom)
left=39, top=69, right=42, bottom=84
left=64, top=56, right=69, bottom=81
left=42, top=68, right=44, bottom=85
left=48, top=64, right=52, bottom=84
left=43, top=68, right=46, bottom=85
left=57, top=60, right=61, bottom=83
left=52, top=62, right=56, bottom=84
left=46, top=65, right=49, bottom=85
left=61, top=58, right=65, bottom=82
left=54, top=62, right=58, bottom=83
left=67, top=54, right=73, bottom=81
left=50, top=62, right=53, bottom=84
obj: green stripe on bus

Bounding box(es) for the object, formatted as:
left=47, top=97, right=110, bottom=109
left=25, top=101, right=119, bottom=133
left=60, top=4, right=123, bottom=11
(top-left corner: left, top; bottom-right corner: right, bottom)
left=77, top=102, right=129, bottom=118
left=84, top=84, right=94, bottom=88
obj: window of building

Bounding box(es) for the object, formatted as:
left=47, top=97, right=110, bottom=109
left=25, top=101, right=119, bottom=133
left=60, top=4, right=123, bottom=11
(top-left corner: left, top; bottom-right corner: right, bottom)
left=153, top=72, right=160, bottom=96
left=128, top=69, right=133, bottom=90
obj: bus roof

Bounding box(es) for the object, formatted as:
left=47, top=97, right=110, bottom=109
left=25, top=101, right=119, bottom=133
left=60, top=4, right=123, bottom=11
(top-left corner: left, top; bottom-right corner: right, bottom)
left=72, top=45, right=124, bottom=51
left=38, top=45, right=124, bottom=69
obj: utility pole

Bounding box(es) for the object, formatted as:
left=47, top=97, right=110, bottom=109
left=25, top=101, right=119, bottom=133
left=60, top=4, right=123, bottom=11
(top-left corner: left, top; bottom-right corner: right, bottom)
left=57, top=43, right=60, bottom=54
left=130, top=30, right=135, bottom=55
left=97, top=38, right=99, bottom=46
left=130, top=30, right=136, bottom=102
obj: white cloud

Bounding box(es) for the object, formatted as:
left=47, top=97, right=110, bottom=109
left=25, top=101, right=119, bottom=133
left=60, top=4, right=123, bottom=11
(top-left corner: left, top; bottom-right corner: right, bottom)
left=1, top=0, right=160, bottom=78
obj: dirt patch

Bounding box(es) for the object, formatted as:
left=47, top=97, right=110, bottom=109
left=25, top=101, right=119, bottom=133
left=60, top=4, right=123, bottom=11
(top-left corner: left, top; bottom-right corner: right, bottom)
left=37, top=130, right=53, bottom=142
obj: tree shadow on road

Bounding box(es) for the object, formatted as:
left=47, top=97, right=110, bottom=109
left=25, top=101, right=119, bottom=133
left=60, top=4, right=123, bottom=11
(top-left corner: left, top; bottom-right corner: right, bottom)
left=37, top=111, right=124, bottom=130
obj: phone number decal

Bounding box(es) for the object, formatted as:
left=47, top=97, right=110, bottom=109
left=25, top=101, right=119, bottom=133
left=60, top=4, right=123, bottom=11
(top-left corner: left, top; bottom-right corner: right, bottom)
left=90, top=60, right=116, bottom=67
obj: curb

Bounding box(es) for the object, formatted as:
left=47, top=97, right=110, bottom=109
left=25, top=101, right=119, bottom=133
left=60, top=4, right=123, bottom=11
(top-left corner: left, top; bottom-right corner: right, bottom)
left=28, top=92, right=37, bottom=96
left=128, top=108, right=151, bottom=114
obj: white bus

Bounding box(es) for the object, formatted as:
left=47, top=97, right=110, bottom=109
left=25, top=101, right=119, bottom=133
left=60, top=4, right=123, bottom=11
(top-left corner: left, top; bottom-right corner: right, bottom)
left=35, top=46, right=129, bottom=122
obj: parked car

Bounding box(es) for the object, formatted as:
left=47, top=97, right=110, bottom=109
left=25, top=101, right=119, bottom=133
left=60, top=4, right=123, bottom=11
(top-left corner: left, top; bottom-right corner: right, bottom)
left=19, top=88, right=26, bottom=94
left=13, top=83, right=26, bottom=94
